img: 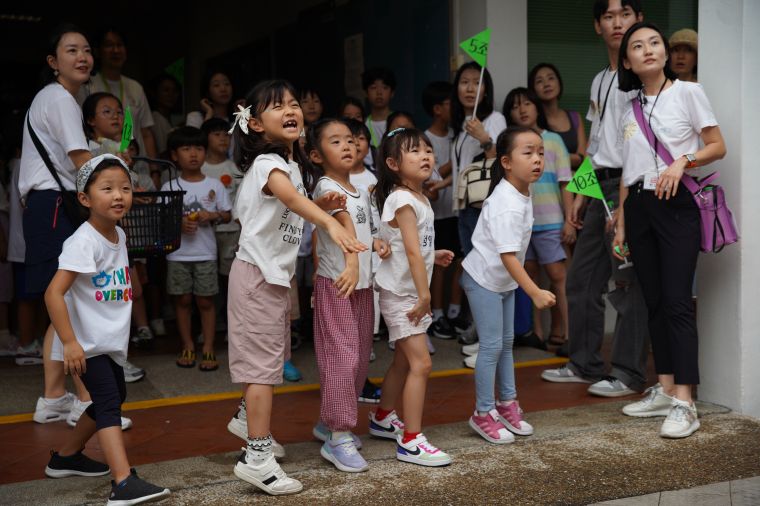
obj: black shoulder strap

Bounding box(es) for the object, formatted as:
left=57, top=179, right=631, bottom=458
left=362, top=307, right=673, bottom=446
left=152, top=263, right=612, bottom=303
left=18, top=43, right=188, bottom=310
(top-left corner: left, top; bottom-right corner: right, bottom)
left=26, top=112, right=67, bottom=192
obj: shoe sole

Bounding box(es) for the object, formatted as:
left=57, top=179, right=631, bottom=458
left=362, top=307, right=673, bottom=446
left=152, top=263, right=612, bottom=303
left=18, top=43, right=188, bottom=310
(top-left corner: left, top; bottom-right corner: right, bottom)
left=497, top=415, right=534, bottom=436
left=368, top=427, right=400, bottom=440
left=358, top=396, right=381, bottom=404
left=124, top=374, right=145, bottom=384
left=660, top=420, right=700, bottom=439
left=396, top=452, right=452, bottom=467
left=588, top=388, right=636, bottom=398
left=228, top=419, right=286, bottom=457
left=431, top=331, right=456, bottom=340
left=468, top=418, right=514, bottom=444
left=33, top=412, right=67, bottom=424
left=233, top=464, right=302, bottom=495
left=540, top=372, right=592, bottom=384
left=463, top=360, right=475, bottom=369
left=106, top=488, right=170, bottom=505
left=461, top=349, right=478, bottom=357
left=45, top=466, right=110, bottom=478
left=15, top=357, right=43, bottom=366
left=622, top=407, right=671, bottom=418
left=319, top=446, right=368, bottom=473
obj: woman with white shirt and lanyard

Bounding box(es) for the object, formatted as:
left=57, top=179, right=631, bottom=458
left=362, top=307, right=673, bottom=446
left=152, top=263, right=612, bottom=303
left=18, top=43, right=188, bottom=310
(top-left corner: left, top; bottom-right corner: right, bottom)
left=612, top=22, right=726, bottom=439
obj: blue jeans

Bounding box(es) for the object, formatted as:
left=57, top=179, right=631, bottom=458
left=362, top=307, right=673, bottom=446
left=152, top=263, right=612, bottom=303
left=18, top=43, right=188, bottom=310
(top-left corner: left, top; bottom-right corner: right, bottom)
left=458, top=207, right=481, bottom=256
left=460, top=270, right=516, bottom=412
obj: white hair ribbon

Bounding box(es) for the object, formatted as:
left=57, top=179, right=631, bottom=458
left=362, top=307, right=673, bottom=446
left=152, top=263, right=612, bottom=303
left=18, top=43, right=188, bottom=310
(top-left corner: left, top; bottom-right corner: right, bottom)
left=229, top=104, right=252, bottom=135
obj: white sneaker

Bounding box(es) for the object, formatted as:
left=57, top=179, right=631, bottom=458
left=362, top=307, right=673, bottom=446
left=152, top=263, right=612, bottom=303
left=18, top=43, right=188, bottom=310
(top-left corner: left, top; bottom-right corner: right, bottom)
left=426, top=335, right=436, bottom=355
left=234, top=448, right=302, bottom=495
left=396, top=433, right=451, bottom=467
left=66, top=399, right=132, bottom=431
left=660, top=398, right=700, bottom=439
left=33, top=392, right=76, bottom=423
left=368, top=410, right=405, bottom=440
left=464, top=353, right=477, bottom=369
left=587, top=376, right=635, bottom=397
left=15, top=340, right=43, bottom=365
left=387, top=340, right=395, bottom=351
left=540, top=365, right=592, bottom=383
left=461, top=342, right=479, bottom=356
left=369, top=349, right=376, bottom=362
left=149, top=318, right=167, bottom=337
left=622, top=384, right=673, bottom=417
left=226, top=400, right=285, bottom=458
left=123, top=361, right=145, bottom=383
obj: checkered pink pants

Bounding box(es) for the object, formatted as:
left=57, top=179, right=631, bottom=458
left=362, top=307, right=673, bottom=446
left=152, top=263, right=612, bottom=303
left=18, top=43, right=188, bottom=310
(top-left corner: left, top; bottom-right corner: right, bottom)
left=313, top=275, right=374, bottom=432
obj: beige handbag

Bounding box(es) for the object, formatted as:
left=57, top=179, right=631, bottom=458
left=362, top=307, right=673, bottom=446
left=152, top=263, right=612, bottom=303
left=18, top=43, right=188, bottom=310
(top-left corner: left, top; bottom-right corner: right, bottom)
left=455, top=157, right=495, bottom=210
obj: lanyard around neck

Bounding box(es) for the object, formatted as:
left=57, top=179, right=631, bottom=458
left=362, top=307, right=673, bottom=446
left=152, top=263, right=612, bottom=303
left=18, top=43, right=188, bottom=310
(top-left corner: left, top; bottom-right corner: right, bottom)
left=597, top=66, right=617, bottom=123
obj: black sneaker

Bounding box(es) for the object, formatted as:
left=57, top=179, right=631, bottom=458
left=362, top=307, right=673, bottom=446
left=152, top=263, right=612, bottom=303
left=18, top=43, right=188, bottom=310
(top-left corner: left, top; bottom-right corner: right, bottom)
left=428, top=317, right=455, bottom=339
left=448, top=315, right=472, bottom=334
left=358, top=379, right=381, bottom=404
left=107, top=468, right=170, bottom=505
left=556, top=341, right=569, bottom=357
left=514, top=331, right=548, bottom=351
left=45, top=450, right=110, bottom=478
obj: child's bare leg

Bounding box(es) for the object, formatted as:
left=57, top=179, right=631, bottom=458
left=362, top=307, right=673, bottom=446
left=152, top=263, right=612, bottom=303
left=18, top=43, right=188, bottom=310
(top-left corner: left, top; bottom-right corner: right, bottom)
left=545, top=261, right=568, bottom=342
left=131, top=271, right=149, bottom=328
left=196, top=295, right=216, bottom=354
left=17, top=299, right=41, bottom=347
left=42, top=325, right=66, bottom=398
left=58, top=411, right=98, bottom=456
left=174, top=294, right=194, bottom=351
left=96, top=426, right=130, bottom=483
left=378, top=347, right=409, bottom=412
left=244, top=384, right=273, bottom=437
left=396, top=334, right=432, bottom=433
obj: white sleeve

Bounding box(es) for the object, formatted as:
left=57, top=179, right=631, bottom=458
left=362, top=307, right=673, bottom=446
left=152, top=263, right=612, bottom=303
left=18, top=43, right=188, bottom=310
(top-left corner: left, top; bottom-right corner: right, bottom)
left=216, top=180, right=232, bottom=212
left=47, top=95, right=89, bottom=155
left=58, top=232, right=98, bottom=274
left=134, top=84, right=154, bottom=129
left=252, top=154, right=292, bottom=193
left=380, top=191, right=417, bottom=223
left=587, top=73, right=600, bottom=122
left=185, top=111, right=203, bottom=129
left=485, top=112, right=507, bottom=142
left=490, top=210, right=526, bottom=254
left=313, top=178, right=344, bottom=216
left=685, top=84, right=719, bottom=133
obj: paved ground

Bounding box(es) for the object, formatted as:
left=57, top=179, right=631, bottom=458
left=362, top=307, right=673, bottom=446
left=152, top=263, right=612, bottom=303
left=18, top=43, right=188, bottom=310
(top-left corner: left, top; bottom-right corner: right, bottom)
left=2, top=401, right=759, bottom=506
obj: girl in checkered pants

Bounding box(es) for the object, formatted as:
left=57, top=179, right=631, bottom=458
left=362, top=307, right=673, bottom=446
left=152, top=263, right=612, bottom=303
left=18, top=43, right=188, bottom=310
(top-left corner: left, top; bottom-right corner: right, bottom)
left=307, top=118, right=390, bottom=473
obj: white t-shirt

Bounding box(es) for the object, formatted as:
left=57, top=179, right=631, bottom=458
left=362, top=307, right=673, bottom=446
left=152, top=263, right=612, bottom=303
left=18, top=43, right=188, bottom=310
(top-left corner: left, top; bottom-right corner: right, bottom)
left=235, top=153, right=306, bottom=287
left=586, top=68, right=637, bottom=170
left=162, top=176, right=231, bottom=262
left=19, top=83, right=90, bottom=198
left=313, top=177, right=373, bottom=288
left=463, top=179, right=533, bottom=293
left=51, top=223, right=132, bottom=366
left=80, top=75, right=154, bottom=157
left=375, top=190, right=435, bottom=297
left=350, top=169, right=381, bottom=272
left=8, top=159, right=25, bottom=263
left=350, top=168, right=378, bottom=194
left=202, top=159, right=242, bottom=232
left=620, top=80, right=718, bottom=187
left=425, top=128, right=454, bottom=220
left=450, top=111, right=507, bottom=212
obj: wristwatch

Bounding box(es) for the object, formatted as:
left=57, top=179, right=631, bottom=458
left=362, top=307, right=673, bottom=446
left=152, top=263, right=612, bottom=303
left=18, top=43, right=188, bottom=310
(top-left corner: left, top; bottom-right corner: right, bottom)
left=683, top=153, right=697, bottom=169
left=480, top=139, right=493, bottom=151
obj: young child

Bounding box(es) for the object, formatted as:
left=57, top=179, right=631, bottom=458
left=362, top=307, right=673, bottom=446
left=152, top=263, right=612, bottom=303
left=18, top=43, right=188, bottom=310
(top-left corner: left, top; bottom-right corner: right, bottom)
left=161, top=126, right=232, bottom=371
left=421, top=81, right=464, bottom=341
left=362, top=67, right=396, bottom=150
left=338, top=96, right=365, bottom=122
left=307, top=118, right=389, bottom=472
left=370, top=127, right=454, bottom=467
left=228, top=80, right=366, bottom=495
left=200, top=118, right=242, bottom=329
left=300, top=87, right=324, bottom=125
left=385, top=111, right=416, bottom=132
left=462, top=126, right=556, bottom=443
left=504, top=87, right=573, bottom=349
left=44, top=154, right=170, bottom=505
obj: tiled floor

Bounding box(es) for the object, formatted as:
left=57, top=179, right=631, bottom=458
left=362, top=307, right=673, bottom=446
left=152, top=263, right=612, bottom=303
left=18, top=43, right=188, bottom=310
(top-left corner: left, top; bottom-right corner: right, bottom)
left=591, top=476, right=760, bottom=505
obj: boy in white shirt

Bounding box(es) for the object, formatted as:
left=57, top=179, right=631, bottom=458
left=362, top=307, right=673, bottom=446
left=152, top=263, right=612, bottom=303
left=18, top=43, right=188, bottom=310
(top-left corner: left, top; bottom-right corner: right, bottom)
left=161, top=127, right=232, bottom=372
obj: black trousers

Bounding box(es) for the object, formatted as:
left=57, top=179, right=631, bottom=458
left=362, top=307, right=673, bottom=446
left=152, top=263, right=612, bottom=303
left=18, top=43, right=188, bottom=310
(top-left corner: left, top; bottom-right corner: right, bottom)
left=80, top=355, right=127, bottom=430
left=624, top=182, right=701, bottom=385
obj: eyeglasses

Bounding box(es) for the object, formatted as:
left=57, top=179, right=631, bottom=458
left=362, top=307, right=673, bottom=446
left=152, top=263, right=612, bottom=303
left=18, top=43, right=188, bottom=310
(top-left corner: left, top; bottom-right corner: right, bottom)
left=97, top=108, right=124, bottom=118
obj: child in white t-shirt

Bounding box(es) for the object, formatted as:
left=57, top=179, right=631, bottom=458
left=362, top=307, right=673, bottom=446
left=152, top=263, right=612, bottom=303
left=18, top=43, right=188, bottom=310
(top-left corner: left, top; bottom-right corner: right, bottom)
left=227, top=80, right=366, bottom=495
left=307, top=118, right=390, bottom=473
left=461, top=126, right=556, bottom=444
left=370, top=127, right=454, bottom=468
left=161, top=127, right=232, bottom=372
left=44, top=154, right=169, bottom=504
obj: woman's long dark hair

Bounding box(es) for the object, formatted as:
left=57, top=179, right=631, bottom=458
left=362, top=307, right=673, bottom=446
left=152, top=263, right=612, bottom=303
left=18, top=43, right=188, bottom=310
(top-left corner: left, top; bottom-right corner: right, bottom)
left=42, top=23, right=89, bottom=87
left=618, top=22, right=678, bottom=92
left=375, top=128, right=432, bottom=214
left=450, top=62, right=495, bottom=138
left=233, top=80, right=313, bottom=189
left=503, top=87, right=548, bottom=131
left=488, top=126, right=540, bottom=197
left=200, top=68, right=234, bottom=119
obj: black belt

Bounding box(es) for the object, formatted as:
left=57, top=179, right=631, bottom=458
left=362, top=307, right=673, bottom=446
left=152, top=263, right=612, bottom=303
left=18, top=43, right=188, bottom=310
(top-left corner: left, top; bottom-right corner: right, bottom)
left=594, top=168, right=622, bottom=182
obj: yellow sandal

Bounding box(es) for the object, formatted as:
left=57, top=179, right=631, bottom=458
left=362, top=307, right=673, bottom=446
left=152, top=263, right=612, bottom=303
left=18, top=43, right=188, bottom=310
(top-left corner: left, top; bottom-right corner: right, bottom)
left=176, top=349, right=196, bottom=368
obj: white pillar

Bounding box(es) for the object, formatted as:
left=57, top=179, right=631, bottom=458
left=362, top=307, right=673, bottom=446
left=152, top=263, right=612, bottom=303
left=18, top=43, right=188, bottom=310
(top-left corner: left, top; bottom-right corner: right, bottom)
left=697, top=0, right=760, bottom=418
left=451, top=0, right=528, bottom=108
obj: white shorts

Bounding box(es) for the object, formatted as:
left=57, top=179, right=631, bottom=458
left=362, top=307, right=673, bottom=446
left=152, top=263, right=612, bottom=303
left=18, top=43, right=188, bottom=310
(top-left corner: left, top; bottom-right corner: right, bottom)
left=378, top=287, right=432, bottom=343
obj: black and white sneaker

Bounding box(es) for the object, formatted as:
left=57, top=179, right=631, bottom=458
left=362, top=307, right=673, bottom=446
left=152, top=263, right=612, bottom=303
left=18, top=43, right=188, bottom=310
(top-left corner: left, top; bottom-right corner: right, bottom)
left=45, top=450, right=110, bottom=478
left=123, top=361, right=146, bottom=383
left=427, top=318, right=455, bottom=339
left=449, top=315, right=472, bottom=334
left=358, top=379, right=381, bottom=404
left=234, top=448, right=302, bottom=495
left=107, top=468, right=170, bottom=505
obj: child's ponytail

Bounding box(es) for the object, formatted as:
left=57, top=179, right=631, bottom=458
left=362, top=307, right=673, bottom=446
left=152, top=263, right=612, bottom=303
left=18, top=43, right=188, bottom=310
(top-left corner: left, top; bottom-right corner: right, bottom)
left=489, top=126, right=536, bottom=197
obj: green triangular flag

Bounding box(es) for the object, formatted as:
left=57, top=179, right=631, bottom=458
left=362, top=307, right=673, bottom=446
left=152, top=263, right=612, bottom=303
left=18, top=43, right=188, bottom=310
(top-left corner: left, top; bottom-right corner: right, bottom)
left=119, top=107, right=134, bottom=152
left=566, top=157, right=605, bottom=200
left=459, top=28, right=491, bottom=67
left=165, top=58, right=184, bottom=86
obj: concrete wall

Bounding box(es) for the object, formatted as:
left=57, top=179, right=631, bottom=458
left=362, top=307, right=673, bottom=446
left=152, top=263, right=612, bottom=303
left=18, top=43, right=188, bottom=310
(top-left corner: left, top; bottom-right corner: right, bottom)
left=697, top=0, right=760, bottom=418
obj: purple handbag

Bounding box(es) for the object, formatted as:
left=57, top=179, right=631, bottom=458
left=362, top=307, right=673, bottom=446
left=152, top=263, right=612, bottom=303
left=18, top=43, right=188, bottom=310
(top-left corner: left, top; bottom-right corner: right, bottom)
left=632, top=99, right=738, bottom=253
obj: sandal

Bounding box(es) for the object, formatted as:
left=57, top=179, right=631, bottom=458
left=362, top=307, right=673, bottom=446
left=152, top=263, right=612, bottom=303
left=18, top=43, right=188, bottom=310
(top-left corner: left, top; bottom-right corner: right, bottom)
left=176, top=349, right=196, bottom=368
left=199, top=352, right=219, bottom=372
left=548, top=335, right=567, bottom=346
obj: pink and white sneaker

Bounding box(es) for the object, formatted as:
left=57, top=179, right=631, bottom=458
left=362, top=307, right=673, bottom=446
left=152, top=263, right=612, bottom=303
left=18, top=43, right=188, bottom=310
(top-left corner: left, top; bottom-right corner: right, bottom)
left=368, top=410, right=405, bottom=440
left=497, top=400, right=534, bottom=436
left=469, top=410, right=515, bottom=444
